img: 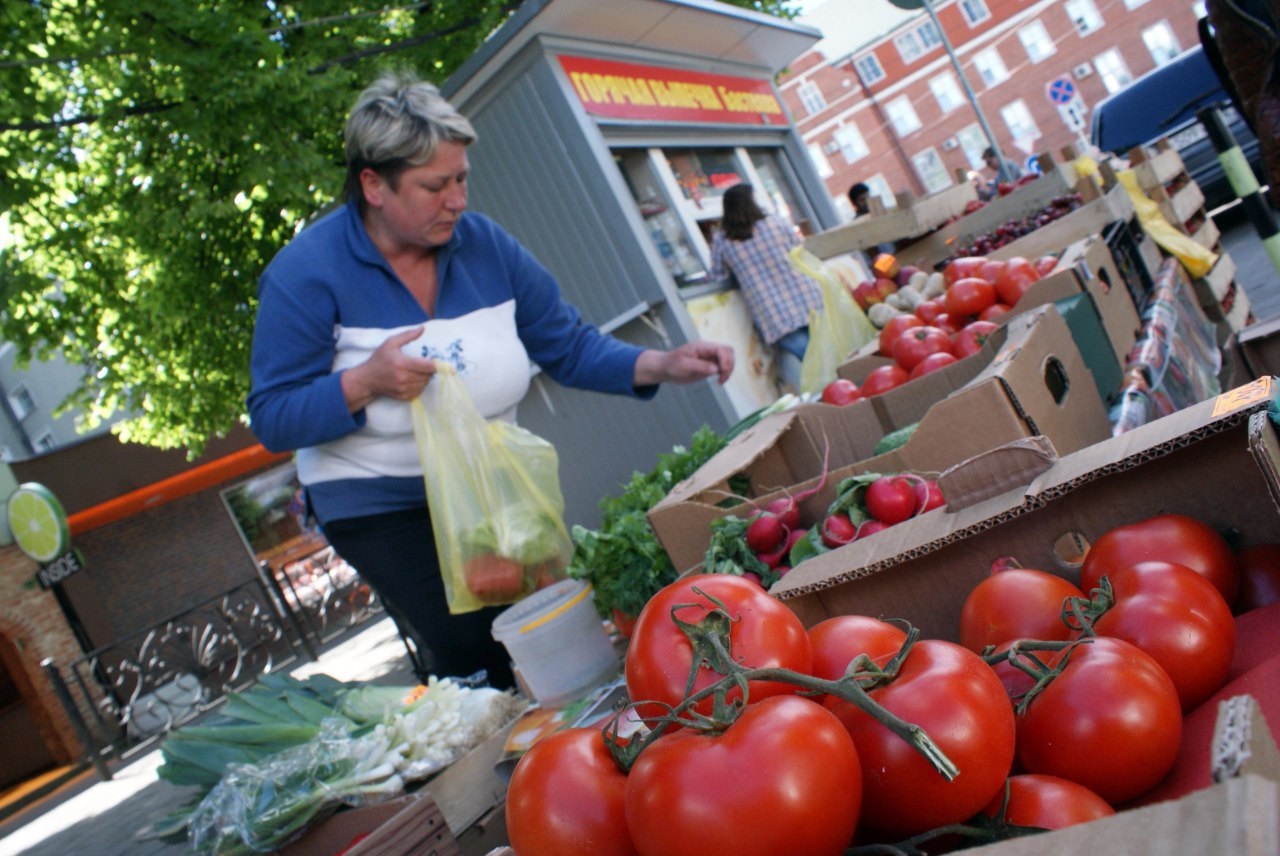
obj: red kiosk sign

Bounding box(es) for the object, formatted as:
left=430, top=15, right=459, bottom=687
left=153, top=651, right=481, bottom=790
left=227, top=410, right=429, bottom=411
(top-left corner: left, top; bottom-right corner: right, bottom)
left=558, top=55, right=787, bottom=126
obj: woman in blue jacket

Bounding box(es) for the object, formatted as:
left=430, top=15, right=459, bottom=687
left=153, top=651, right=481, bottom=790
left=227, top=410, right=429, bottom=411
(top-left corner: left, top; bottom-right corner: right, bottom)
left=247, top=71, right=733, bottom=689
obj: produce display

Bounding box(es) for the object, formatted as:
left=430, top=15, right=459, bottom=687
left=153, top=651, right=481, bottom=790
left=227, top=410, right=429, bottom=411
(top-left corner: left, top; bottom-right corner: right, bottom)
left=948, top=193, right=1084, bottom=258
left=503, top=510, right=1277, bottom=854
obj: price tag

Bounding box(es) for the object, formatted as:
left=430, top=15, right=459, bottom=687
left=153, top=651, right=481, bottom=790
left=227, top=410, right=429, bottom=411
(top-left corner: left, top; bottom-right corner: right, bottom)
left=1212, top=376, right=1275, bottom=417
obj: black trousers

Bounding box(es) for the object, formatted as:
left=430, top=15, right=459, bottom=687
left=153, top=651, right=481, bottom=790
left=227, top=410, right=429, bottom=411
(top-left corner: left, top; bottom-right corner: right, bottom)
left=321, top=506, right=516, bottom=690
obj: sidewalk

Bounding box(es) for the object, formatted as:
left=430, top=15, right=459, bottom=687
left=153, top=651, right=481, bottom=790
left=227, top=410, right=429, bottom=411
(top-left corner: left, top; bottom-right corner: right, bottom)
left=0, top=615, right=420, bottom=856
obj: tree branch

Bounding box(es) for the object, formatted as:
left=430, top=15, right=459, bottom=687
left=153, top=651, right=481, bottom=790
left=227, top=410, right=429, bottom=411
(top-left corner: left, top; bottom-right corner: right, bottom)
left=1, top=100, right=178, bottom=133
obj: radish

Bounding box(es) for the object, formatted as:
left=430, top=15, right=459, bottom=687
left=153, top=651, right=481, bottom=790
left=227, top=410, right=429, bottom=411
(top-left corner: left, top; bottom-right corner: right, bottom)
left=765, top=496, right=802, bottom=531
left=757, top=538, right=792, bottom=570
left=915, top=479, right=945, bottom=514
left=865, top=475, right=918, bottom=524
left=821, top=513, right=858, bottom=548
left=745, top=513, right=787, bottom=554
left=855, top=519, right=890, bottom=540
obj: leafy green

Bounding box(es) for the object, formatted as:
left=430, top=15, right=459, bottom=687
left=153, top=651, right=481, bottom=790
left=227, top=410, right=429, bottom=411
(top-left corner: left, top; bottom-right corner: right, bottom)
left=568, top=425, right=727, bottom=620
left=461, top=503, right=567, bottom=565
left=703, top=514, right=781, bottom=588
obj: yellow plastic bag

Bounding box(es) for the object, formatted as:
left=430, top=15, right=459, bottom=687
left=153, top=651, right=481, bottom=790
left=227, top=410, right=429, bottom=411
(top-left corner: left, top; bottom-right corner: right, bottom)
left=789, top=245, right=877, bottom=395
left=410, top=365, right=572, bottom=614
left=1117, top=170, right=1218, bottom=279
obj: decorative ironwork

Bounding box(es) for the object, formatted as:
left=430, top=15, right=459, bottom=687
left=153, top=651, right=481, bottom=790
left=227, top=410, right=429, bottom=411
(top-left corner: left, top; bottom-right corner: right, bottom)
left=270, top=546, right=383, bottom=644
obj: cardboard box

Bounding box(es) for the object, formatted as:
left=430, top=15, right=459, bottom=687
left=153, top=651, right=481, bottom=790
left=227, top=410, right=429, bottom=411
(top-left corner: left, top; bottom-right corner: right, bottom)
left=805, top=183, right=979, bottom=259
left=967, top=694, right=1280, bottom=855
left=648, top=306, right=1111, bottom=574
left=771, top=376, right=1280, bottom=643
left=280, top=793, right=460, bottom=856
left=1237, top=315, right=1280, bottom=380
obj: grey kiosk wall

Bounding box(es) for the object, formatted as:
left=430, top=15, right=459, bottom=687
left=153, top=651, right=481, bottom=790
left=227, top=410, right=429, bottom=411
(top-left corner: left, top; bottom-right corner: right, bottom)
left=441, top=0, right=837, bottom=529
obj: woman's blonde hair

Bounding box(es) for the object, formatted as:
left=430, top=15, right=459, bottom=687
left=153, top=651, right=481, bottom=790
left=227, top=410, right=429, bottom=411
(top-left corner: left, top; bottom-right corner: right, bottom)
left=342, top=70, right=477, bottom=209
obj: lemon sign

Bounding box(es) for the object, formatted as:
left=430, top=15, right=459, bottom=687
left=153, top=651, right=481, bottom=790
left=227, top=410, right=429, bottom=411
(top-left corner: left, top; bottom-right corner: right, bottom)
left=8, top=482, right=72, bottom=564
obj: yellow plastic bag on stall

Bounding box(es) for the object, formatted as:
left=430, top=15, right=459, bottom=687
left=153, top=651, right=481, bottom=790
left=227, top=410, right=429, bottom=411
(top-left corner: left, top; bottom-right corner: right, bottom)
left=409, top=365, right=572, bottom=615
left=789, top=245, right=877, bottom=395
left=1117, top=170, right=1218, bottom=279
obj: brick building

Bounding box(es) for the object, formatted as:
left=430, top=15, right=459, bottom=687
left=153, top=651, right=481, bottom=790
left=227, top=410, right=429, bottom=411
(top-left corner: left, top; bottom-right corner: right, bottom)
left=781, top=0, right=1210, bottom=219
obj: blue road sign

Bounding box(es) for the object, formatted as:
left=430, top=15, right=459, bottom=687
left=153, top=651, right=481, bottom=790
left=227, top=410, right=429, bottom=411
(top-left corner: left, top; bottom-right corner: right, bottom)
left=1046, top=77, right=1075, bottom=105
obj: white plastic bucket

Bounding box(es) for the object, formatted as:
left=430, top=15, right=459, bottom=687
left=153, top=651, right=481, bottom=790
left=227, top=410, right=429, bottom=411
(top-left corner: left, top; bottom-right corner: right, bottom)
left=491, top=578, right=619, bottom=707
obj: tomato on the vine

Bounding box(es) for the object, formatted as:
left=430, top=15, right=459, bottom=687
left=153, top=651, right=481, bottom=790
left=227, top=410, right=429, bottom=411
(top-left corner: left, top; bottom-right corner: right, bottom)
left=807, top=615, right=908, bottom=684
left=959, top=567, right=1083, bottom=653
left=506, top=727, right=638, bottom=856
left=1015, top=636, right=1181, bottom=805
left=981, top=774, right=1115, bottom=830
left=828, top=639, right=1015, bottom=837
left=625, top=695, right=862, bottom=856
left=1080, top=513, right=1239, bottom=605
left=624, top=574, right=812, bottom=720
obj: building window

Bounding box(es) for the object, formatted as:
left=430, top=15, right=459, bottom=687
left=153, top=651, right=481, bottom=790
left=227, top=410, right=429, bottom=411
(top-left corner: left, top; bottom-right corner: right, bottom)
left=32, top=428, right=56, bottom=454
left=834, top=124, right=870, bottom=163
left=956, top=124, right=989, bottom=170
left=1001, top=99, right=1041, bottom=146
left=1094, top=49, right=1134, bottom=93
left=807, top=143, right=833, bottom=178
left=797, top=80, right=827, bottom=116
left=1018, top=21, right=1056, bottom=64
left=8, top=385, right=35, bottom=420
left=959, top=0, right=991, bottom=26
left=895, top=21, right=942, bottom=63
left=1143, top=22, right=1183, bottom=65
left=854, top=53, right=885, bottom=86
left=912, top=148, right=952, bottom=194
left=930, top=72, right=965, bottom=113
left=972, top=47, right=1010, bottom=87
left=865, top=175, right=896, bottom=209
left=886, top=95, right=923, bottom=136
left=1065, top=0, right=1104, bottom=35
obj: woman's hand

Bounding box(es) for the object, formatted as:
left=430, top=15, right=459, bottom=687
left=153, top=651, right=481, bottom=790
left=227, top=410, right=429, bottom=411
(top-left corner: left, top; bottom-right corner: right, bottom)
left=341, top=326, right=436, bottom=412
left=634, top=341, right=735, bottom=387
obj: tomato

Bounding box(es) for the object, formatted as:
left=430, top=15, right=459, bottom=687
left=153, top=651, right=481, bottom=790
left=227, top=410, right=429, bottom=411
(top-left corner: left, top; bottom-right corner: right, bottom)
left=932, top=312, right=966, bottom=336
left=829, top=640, right=1015, bottom=837
left=978, top=302, right=1011, bottom=323
left=994, top=257, right=1041, bottom=306
left=1015, top=637, right=1182, bottom=805
left=909, top=350, right=958, bottom=379
left=892, top=325, right=954, bottom=371
left=982, top=774, right=1115, bottom=829
left=987, top=639, right=1037, bottom=702
left=1033, top=254, right=1060, bottom=277
left=820, top=378, right=863, bottom=406
left=1080, top=513, right=1239, bottom=606
left=959, top=568, right=1083, bottom=653
left=953, top=319, right=1000, bottom=359
left=944, top=256, right=988, bottom=286
left=878, top=314, right=924, bottom=356
left=1090, top=560, right=1236, bottom=711
left=624, top=574, right=812, bottom=719
left=1235, top=543, right=1280, bottom=613
left=807, top=615, right=908, bottom=683
left=945, top=277, right=998, bottom=317
left=463, top=554, right=525, bottom=603
left=506, top=727, right=637, bottom=856
left=914, top=298, right=945, bottom=325
left=860, top=364, right=910, bottom=397
left=978, top=258, right=1006, bottom=285
left=625, top=695, right=861, bottom=856
left=611, top=608, right=638, bottom=639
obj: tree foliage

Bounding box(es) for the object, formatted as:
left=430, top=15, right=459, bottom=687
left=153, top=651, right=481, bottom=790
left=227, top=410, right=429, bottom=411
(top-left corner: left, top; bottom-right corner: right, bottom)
left=0, top=0, right=797, bottom=454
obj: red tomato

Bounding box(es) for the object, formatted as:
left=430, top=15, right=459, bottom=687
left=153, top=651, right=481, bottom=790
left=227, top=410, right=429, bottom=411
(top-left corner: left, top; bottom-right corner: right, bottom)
left=944, top=256, right=988, bottom=286
left=807, top=615, right=908, bottom=683
left=987, top=639, right=1037, bottom=702
left=1235, top=543, right=1280, bottom=613
left=860, top=364, right=910, bottom=397
left=978, top=302, right=1011, bottom=322
left=1080, top=513, right=1239, bottom=606
left=909, top=351, right=958, bottom=378
left=945, top=277, right=998, bottom=317
left=892, top=325, right=954, bottom=371
left=624, top=574, right=812, bottom=720
left=1015, top=637, right=1182, bottom=805
left=1090, top=560, right=1236, bottom=711
left=878, top=314, right=924, bottom=357
left=865, top=474, right=920, bottom=524
left=982, top=774, right=1115, bottom=829
left=914, top=298, right=945, bottom=325
left=952, top=319, right=1000, bottom=359
left=932, top=312, right=966, bottom=336
left=829, top=640, right=1016, bottom=837
left=625, top=695, right=862, bottom=856
left=507, top=727, right=638, bottom=856
left=995, top=257, right=1041, bottom=306
left=1033, top=254, right=1060, bottom=277
left=978, top=258, right=1007, bottom=285
left=959, top=568, right=1084, bottom=653
left=820, top=378, right=863, bottom=406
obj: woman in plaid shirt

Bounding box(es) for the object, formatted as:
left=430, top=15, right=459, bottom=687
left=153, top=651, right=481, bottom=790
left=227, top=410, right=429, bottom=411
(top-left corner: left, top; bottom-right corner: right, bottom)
left=710, top=184, right=823, bottom=389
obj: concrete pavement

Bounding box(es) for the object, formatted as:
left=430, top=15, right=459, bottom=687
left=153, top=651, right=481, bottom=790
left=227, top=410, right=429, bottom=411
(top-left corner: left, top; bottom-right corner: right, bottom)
left=0, top=615, right=421, bottom=856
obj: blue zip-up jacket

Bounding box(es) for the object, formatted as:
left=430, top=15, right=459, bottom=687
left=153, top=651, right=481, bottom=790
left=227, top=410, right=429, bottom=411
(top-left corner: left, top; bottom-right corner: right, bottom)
left=247, top=198, right=651, bottom=525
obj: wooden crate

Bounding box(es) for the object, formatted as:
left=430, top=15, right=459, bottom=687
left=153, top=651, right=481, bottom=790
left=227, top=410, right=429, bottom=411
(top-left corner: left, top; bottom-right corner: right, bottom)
left=805, top=182, right=978, bottom=259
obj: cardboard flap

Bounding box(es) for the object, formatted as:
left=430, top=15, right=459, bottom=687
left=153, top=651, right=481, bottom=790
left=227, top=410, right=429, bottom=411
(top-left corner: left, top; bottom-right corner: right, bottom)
left=1213, top=694, right=1280, bottom=784
left=1248, top=409, right=1280, bottom=511
left=938, top=435, right=1059, bottom=511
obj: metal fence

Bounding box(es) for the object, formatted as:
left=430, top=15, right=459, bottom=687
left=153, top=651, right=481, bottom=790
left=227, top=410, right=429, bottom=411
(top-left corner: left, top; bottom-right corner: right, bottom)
left=44, top=564, right=387, bottom=778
